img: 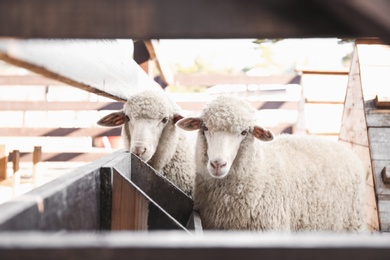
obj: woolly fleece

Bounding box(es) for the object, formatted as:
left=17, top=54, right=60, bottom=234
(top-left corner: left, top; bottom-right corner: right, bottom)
left=193, top=95, right=366, bottom=231
left=122, top=91, right=195, bottom=196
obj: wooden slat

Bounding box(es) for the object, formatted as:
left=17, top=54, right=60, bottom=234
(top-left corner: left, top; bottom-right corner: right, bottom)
left=8, top=151, right=110, bottom=163
left=368, top=128, right=390, bottom=161
left=0, top=150, right=124, bottom=231
left=338, top=46, right=380, bottom=231
left=0, top=127, right=121, bottom=137
left=375, top=95, right=390, bottom=109
left=131, top=154, right=194, bottom=228
left=174, top=73, right=299, bottom=86
left=0, top=75, right=65, bottom=85
left=1, top=232, right=390, bottom=259
left=314, top=0, right=390, bottom=43
left=0, top=0, right=362, bottom=39
left=0, top=101, right=123, bottom=111
left=0, top=39, right=161, bottom=101
left=111, top=170, right=148, bottom=231
left=0, top=144, right=6, bottom=180
left=365, top=100, right=390, bottom=127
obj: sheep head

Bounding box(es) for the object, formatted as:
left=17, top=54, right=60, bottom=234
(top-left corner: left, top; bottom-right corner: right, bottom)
left=97, top=91, right=183, bottom=163
left=176, top=96, right=274, bottom=179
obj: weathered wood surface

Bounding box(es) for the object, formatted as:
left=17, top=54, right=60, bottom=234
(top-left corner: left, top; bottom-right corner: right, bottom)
left=0, top=39, right=161, bottom=101
left=0, top=0, right=389, bottom=42
left=0, top=150, right=196, bottom=232
left=0, top=144, right=6, bottom=180
left=338, top=46, right=379, bottom=231
left=339, top=40, right=390, bottom=231
left=1, top=232, right=390, bottom=260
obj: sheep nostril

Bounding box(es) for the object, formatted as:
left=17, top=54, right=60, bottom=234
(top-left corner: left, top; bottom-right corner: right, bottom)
left=132, top=147, right=146, bottom=157
left=210, top=161, right=226, bottom=169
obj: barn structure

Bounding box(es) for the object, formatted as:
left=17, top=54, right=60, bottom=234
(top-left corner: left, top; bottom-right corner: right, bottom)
left=0, top=1, right=390, bottom=259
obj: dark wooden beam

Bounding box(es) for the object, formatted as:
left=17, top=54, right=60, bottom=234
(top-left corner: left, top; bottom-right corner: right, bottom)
left=0, top=232, right=390, bottom=259
left=314, top=0, right=390, bottom=44
left=0, top=0, right=367, bottom=39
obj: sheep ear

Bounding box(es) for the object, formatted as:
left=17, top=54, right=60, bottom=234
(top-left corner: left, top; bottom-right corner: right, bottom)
left=253, top=126, right=274, bottom=142
left=176, top=117, right=203, bottom=131
left=97, top=111, right=128, bottom=127
left=172, top=114, right=184, bottom=124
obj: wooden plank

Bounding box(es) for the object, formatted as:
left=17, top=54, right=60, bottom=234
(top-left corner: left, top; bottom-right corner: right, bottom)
left=0, top=144, right=6, bottom=180
left=0, top=151, right=122, bottom=230
left=375, top=95, right=390, bottom=108
left=0, top=101, right=123, bottom=111
left=145, top=40, right=175, bottom=86
left=1, top=232, right=390, bottom=259
left=365, top=99, right=390, bottom=127
left=314, top=0, right=390, bottom=43
left=7, top=151, right=110, bottom=163
left=131, top=154, right=194, bottom=228
left=368, top=128, right=390, bottom=161
left=382, top=164, right=390, bottom=184
left=379, top=200, right=390, bottom=231
left=174, top=73, right=299, bottom=86
left=0, top=0, right=362, bottom=39
left=0, top=39, right=161, bottom=101
left=0, top=127, right=121, bottom=137
left=372, top=160, right=390, bottom=200
left=111, top=170, right=148, bottom=231
left=338, top=45, right=380, bottom=231
left=0, top=75, right=65, bottom=86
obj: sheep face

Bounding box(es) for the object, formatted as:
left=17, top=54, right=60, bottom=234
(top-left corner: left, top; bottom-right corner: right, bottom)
left=97, top=91, right=183, bottom=163
left=176, top=117, right=273, bottom=178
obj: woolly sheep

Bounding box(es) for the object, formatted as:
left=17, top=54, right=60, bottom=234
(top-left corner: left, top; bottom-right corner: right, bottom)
left=98, top=90, right=195, bottom=196
left=176, top=95, right=366, bottom=231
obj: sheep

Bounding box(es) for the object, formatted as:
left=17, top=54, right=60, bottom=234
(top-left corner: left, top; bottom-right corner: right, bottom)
left=176, top=95, right=366, bottom=231
left=97, top=90, right=195, bottom=197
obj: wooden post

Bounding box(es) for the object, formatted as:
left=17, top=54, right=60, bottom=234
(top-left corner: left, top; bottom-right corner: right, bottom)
left=32, top=146, right=42, bottom=187
left=12, top=150, right=20, bottom=196
left=111, top=170, right=148, bottom=230
left=0, top=144, right=6, bottom=180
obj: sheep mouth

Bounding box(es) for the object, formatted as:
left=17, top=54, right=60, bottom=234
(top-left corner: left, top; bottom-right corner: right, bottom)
left=208, top=168, right=229, bottom=179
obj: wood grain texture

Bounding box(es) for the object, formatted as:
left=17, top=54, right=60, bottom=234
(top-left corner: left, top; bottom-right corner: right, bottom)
left=0, top=39, right=161, bottom=101
left=338, top=44, right=380, bottom=231
left=0, top=0, right=361, bottom=39
left=0, top=232, right=390, bottom=259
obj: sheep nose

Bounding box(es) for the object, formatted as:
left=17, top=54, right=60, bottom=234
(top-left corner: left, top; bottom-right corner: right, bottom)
left=132, top=146, right=146, bottom=157
left=210, top=160, right=227, bottom=171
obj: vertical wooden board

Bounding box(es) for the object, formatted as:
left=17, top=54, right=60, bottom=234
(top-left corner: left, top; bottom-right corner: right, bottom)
left=130, top=154, right=193, bottom=227
left=339, top=53, right=369, bottom=146
left=0, top=144, right=6, bottom=180
left=339, top=46, right=379, bottom=231
left=365, top=99, right=390, bottom=127
left=368, top=128, right=390, bottom=161
left=339, top=141, right=379, bottom=231
left=378, top=200, right=390, bottom=232
left=111, top=170, right=148, bottom=231
left=372, top=160, right=390, bottom=199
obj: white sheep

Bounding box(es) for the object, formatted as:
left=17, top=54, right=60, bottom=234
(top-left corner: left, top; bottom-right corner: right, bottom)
left=98, top=90, right=195, bottom=197
left=176, top=95, right=366, bottom=231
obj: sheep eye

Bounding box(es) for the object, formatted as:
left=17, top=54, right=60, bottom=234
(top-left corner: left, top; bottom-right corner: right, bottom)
left=203, top=125, right=208, bottom=131
left=241, top=130, right=248, bottom=136
left=161, top=117, right=169, bottom=124
left=125, top=115, right=130, bottom=121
